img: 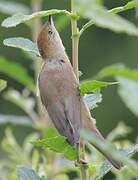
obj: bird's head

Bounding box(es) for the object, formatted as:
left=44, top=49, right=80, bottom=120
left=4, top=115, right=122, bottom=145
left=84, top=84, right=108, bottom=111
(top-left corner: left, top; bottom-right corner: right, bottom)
left=37, top=15, right=65, bottom=60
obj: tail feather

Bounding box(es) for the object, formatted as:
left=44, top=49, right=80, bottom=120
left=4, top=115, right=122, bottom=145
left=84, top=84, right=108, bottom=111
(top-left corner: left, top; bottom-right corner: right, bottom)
left=89, top=127, right=123, bottom=169
left=91, top=141, right=123, bottom=170
left=81, top=99, right=123, bottom=169
left=83, top=118, right=123, bottom=169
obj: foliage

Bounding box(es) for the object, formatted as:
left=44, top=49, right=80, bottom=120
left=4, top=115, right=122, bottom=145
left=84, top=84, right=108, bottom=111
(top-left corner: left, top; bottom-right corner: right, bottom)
left=0, top=1, right=30, bottom=15
left=75, top=0, right=138, bottom=36
left=0, top=56, right=35, bottom=93
left=0, top=79, right=7, bottom=92
left=17, top=166, right=43, bottom=180
left=80, top=80, right=118, bottom=94
left=3, top=38, right=40, bottom=57
left=32, top=128, right=77, bottom=161
left=117, top=77, right=138, bottom=117
left=0, top=0, right=138, bottom=179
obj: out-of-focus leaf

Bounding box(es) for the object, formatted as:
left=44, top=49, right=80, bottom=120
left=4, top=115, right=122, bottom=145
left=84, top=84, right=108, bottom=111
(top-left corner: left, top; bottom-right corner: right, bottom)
left=0, top=114, right=32, bottom=126
left=32, top=128, right=77, bottom=161
left=75, top=0, right=138, bottom=36
left=84, top=93, right=102, bottom=110
left=79, top=1, right=137, bottom=36
left=0, top=1, right=30, bottom=15
left=95, top=144, right=138, bottom=180
left=4, top=90, right=37, bottom=122
left=80, top=80, right=118, bottom=94
left=3, top=38, right=40, bottom=57
left=107, top=122, right=132, bottom=141
left=0, top=56, right=35, bottom=93
left=0, top=79, right=7, bottom=92
left=117, top=77, right=138, bottom=117
left=17, top=166, right=43, bottom=180
left=81, top=129, right=138, bottom=170
left=1, top=9, right=73, bottom=28
left=96, top=65, right=138, bottom=81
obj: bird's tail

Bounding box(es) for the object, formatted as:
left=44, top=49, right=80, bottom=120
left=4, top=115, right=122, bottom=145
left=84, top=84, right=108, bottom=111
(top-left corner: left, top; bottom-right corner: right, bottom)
left=83, top=117, right=123, bottom=169
left=90, top=132, right=123, bottom=170
left=81, top=99, right=123, bottom=169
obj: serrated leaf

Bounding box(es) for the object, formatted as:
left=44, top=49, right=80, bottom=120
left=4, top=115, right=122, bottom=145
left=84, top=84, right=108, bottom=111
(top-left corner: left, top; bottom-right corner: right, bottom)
left=117, top=77, right=138, bottom=117
left=1, top=9, right=72, bottom=28
left=80, top=80, right=118, bottom=94
left=0, top=1, right=30, bottom=15
left=3, top=38, right=40, bottom=57
left=16, top=165, right=43, bottom=180
left=84, top=93, right=102, bottom=110
left=96, top=65, right=138, bottom=81
left=32, top=128, right=77, bottom=161
left=75, top=0, right=138, bottom=36
left=0, top=56, right=35, bottom=93
left=0, top=79, right=7, bottom=92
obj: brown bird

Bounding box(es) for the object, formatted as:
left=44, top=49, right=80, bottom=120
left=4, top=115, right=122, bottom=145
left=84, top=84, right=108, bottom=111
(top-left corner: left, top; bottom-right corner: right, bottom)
left=37, top=15, right=122, bottom=169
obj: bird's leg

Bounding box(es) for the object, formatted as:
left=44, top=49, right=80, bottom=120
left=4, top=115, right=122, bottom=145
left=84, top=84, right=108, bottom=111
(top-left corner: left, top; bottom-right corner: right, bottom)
left=75, top=141, right=88, bottom=165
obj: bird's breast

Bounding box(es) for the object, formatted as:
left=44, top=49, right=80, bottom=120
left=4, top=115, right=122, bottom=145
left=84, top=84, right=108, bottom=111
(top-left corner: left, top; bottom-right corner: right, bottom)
left=38, top=60, right=78, bottom=104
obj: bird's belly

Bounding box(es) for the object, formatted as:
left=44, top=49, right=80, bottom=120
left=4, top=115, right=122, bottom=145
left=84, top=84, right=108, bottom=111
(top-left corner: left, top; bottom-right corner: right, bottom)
left=38, top=61, right=76, bottom=104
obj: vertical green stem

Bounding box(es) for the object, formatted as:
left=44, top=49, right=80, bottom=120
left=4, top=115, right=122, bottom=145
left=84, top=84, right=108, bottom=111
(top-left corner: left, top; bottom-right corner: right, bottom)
left=71, top=0, right=79, bottom=79
left=71, top=1, right=88, bottom=180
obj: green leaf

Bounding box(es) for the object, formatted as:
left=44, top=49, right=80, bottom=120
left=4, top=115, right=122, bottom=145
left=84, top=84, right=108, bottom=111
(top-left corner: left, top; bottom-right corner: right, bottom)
left=95, top=65, right=138, bottom=81
left=43, top=128, right=59, bottom=138
left=0, top=79, right=7, bottom=92
left=117, top=77, right=138, bottom=117
left=64, top=145, right=78, bottom=161
left=17, top=165, right=43, bottom=180
left=79, top=1, right=137, bottom=36
left=0, top=56, right=35, bottom=93
left=110, top=1, right=136, bottom=14
left=1, top=9, right=73, bottom=28
left=3, top=90, right=37, bottom=121
left=80, top=80, right=118, bottom=94
left=32, top=128, right=77, bottom=161
left=84, top=93, right=102, bottom=110
left=3, top=38, right=40, bottom=57
left=75, top=0, right=138, bottom=36
left=0, top=115, right=32, bottom=126
left=0, top=1, right=30, bottom=15
left=95, top=144, right=138, bottom=180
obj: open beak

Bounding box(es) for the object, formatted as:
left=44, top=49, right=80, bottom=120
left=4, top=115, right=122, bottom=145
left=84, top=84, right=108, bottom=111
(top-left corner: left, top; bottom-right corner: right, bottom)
left=48, top=15, right=53, bottom=25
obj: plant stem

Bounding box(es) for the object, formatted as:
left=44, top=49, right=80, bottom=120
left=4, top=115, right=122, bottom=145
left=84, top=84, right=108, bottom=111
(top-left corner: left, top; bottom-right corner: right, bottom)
left=71, top=0, right=79, bottom=78
left=71, top=1, right=88, bottom=180
left=31, top=0, right=42, bottom=116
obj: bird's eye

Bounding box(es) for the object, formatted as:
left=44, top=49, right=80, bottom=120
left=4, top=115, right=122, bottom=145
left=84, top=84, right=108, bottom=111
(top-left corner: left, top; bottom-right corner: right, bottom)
left=48, top=30, right=53, bottom=35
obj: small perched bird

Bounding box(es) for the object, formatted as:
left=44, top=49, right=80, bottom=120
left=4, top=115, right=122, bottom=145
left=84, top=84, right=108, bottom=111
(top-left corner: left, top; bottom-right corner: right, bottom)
left=37, top=15, right=122, bottom=169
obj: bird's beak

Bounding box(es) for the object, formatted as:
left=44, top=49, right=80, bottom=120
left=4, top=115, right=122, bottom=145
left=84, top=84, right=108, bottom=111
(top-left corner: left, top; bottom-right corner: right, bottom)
left=48, top=15, right=53, bottom=25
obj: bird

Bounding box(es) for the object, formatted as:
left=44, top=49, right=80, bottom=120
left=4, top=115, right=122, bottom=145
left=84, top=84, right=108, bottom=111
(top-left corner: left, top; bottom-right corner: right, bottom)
left=37, top=15, right=122, bottom=169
